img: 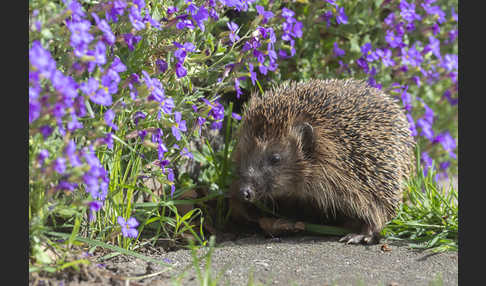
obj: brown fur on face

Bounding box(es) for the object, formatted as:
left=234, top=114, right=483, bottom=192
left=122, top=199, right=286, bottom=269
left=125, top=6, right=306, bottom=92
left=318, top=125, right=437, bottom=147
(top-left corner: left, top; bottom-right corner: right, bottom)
left=230, top=79, right=416, bottom=240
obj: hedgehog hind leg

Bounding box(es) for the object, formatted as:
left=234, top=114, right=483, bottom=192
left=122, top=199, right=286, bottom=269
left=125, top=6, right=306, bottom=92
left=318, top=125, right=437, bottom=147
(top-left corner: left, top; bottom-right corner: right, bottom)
left=338, top=223, right=381, bottom=245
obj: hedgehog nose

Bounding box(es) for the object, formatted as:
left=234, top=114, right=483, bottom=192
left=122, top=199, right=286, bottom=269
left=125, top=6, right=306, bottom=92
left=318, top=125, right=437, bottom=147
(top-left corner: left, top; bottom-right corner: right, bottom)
left=240, top=186, right=254, bottom=202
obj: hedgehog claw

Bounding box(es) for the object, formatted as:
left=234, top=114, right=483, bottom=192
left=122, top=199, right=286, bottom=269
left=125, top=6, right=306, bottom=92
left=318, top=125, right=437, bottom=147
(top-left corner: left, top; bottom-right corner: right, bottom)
left=339, top=233, right=378, bottom=245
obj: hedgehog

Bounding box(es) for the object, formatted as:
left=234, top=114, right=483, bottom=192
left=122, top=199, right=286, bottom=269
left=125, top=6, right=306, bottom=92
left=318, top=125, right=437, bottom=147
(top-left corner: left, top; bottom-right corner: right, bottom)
left=228, top=78, right=415, bottom=244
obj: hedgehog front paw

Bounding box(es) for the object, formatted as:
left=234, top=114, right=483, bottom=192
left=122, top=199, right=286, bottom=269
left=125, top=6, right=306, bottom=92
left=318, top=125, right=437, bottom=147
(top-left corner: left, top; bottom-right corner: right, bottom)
left=339, top=233, right=380, bottom=245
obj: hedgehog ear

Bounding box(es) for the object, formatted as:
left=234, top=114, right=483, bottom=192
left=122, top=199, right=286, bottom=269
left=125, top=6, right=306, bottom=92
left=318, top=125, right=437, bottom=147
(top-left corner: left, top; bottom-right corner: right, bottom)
left=293, top=122, right=314, bottom=158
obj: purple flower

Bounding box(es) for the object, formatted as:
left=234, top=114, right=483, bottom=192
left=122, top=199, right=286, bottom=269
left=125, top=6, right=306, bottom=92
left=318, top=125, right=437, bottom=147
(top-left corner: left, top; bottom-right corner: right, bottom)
left=361, top=43, right=378, bottom=62
left=422, top=101, right=434, bottom=124
left=86, top=41, right=107, bottom=72
left=411, top=75, right=421, bottom=87
left=138, top=130, right=147, bottom=141
left=423, top=36, right=441, bottom=58
left=180, top=147, right=193, bottom=159
left=160, top=97, right=175, bottom=115
left=253, top=50, right=265, bottom=64
left=101, top=68, right=121, bottom=95
left=443, top=90, right=458, bottom=106
left=171, top=111, right=187, bottom=141
left=66, top=19, right=94, bottom=57
left=447, top=29, right=458, bottom=44
left=174, top=42, right=196, bottom=64
left=258, top=63, right=268, bottom=75
left=186, top=3, right=197, bottom=15
left=406, top=113, right=417, bottom=136
left=422, top=3, right=445, bottom=23
left=234, top=77, right=243, bottom=98
left=336, top=6, right=348, bottom=24
left=399, top=0, right=421, bottom=23
left=256, top=5, right=274, bottom=24
left=50, top=70, right=78, bottom=102
left=292, top=21, right=303, bottom=38
left=128, top=6, right=145, bottom=30
left=401, top=45, right=423, bottom=67
left=92, top=12, right=116, bottom=45
left=142, top=70, right=165, bottom=101
left=384, top=12, right=395, bottom=26
left=110, top=56, right=127, bottom=73
left=421, top=65, right=440, bottom=85
left=52, top=103, right=66, bottom=121
left=197, top=116, right=206, bottom=127
left=156, top=59, right=168, bottom=73
left=333, top=42, right=345, bottom=57
left=167, top=168, right=175, bottom=182
left=432, top=23, right=441, bottom=35
left=385, top=30, right=402, bottom=48
left=67, top=113, right=83, bottom=132
left=232, top=112, right=241, bottom=120
left=227, top=22, right=240, bottom=43
left=356, top=57, right=369, bottom=73
left=376, top=48, right=395, bottom=67
left=202, top=98, right=224, bottom=130
left=278, top=49, right=289, bottom=59
left=157, top=141, right=168, bottom=161
left=440, top=161, right=451, bottom=171
left=167, top=6, right=178, bottom=14
left=194, top=6, right=209, bottom=31
left=130, top=73, right=141, bottom=84
left=367, top=77, right=382, bottom=89
left=143, top=8, right=162, bottom=30
left=53, top=157, right=67, bottom=174
left=56, top=181, right=78, bottom=192
left=416, top=118, right=434, bottom=141
left=29, top=41, right=56, bottom=79
left=39, top=125, right=53, bottom=139
left=421, top=151, right=434, bottom=177
left=123, top=33, right=142, bottom=51
left=441, top=54, right=458, bottom=72
left=82, top=78, right=110, bottom=106
left=82, top=146, right=109, bottom=201
left=321, top=11, right=333, bottom=27
left=209, top=8, right=219, bottom=20
left=38, top=149, right=49, bottom=166
left=104, top=109, right=118, bottom=130
left=106, top=0, right=127, bottom=22
left=176, top=18, right=195, bottom=30
left=175, top=61, right=187, bottom=78
left=104, top=132, right=114, bottom=149
left=281, top=7, right=295, bottom=19
left=133, top=0, right=145, bottom=10
left=29, top=100, right=41, bottom=124
left=64, top=140, right=82, bottom=167
left=248, top=63, right=257, bottom=85
left=451, top=7, right=458, bottom=22
left=405, top=22, right=416, bottom=32
left=64, top=0, right=86, bottom=21
left=88, top=200, right=103, bottom=222
left=133, top=111, right=146, bottom=126
left=117, top=216, right=139, bottom=238
left=433, top=131, right=457, bottom=159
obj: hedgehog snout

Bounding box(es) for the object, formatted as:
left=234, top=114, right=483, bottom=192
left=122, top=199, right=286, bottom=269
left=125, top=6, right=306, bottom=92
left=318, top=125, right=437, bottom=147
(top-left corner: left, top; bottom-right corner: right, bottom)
left=239, top=185, right=255, bottom=202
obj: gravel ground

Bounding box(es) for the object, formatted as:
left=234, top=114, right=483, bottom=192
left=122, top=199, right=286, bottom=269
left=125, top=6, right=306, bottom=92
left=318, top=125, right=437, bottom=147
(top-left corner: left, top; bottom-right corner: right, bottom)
left=33, top=234, right=457, bottom=286
left=155, top=235, right=458, bottom=286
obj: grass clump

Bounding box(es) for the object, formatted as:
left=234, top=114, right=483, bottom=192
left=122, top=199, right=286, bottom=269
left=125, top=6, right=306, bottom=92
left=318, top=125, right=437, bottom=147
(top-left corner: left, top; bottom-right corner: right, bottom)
left=384, top=151, right=458, bottom=252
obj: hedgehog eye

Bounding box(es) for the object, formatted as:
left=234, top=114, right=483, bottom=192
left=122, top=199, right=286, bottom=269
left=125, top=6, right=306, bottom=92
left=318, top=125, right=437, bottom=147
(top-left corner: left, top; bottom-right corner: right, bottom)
left=269, top=153, right=281, bottom=165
